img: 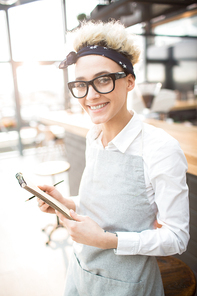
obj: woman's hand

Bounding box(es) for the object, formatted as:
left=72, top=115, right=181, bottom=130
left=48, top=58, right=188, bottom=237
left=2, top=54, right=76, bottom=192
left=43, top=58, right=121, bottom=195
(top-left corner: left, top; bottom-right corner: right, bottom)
left=56, top=210, right=118, bottom=250
left=154, top=220, right=162, bottom=229
left=37, top=184, right=64, bottom=214
left=37, top=184, right=76, bottom=214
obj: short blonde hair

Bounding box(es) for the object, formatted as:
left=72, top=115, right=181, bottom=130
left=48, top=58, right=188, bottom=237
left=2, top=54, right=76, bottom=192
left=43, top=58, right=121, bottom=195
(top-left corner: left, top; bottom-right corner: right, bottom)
left=69, top=20, right=141, bottom=66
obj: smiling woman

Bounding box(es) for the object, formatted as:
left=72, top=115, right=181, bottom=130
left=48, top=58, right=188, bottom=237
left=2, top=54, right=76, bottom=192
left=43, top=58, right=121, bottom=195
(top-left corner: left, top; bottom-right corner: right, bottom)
left=37, top=20, right=189, bottom=296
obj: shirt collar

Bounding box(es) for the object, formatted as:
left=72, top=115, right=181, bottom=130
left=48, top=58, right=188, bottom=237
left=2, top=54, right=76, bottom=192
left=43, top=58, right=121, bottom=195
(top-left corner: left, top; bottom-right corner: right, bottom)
left=110, top=111, right=142, bottom=153
left=88, top=111, right=142, bottom=153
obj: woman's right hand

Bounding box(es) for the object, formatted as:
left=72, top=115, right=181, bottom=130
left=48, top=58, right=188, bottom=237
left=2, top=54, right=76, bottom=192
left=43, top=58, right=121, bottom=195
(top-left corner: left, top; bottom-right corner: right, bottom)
left=37, top=184, right=65, bottom=214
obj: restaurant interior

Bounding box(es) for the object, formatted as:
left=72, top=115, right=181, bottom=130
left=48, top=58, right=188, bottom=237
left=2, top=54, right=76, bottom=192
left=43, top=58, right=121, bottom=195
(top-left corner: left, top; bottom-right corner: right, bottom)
left=0, top=0, right=197, bottom=295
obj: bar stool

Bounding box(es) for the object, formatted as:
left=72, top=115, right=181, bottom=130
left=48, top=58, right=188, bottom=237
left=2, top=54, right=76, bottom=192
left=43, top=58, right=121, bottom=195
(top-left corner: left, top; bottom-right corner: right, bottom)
left=35, top=160, right=70, bottom=245
left=157, top=256, right=196, bottom=296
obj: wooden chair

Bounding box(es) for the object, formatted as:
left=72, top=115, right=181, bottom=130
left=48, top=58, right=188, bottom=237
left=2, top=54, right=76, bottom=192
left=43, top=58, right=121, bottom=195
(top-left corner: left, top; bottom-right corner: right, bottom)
left=35, top=160, right=70, bottom=245
left=157, top=256, right=196, bottom=296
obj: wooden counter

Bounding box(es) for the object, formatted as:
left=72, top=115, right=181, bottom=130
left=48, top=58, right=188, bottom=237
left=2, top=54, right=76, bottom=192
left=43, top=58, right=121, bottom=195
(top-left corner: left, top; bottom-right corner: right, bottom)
left=39, top=111, right=92, bottom=138
left=39, top=110, right=197, bottom=176
left=145, top=118, right=197, bottom=176
left=170, top=99, right=197, bottom=111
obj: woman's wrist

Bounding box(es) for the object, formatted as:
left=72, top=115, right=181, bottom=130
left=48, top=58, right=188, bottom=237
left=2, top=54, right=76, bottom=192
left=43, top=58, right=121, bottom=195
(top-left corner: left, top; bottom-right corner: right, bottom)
left=63, top=198, right=76, bottom=212
left=102, top=230, right=118, bottom=250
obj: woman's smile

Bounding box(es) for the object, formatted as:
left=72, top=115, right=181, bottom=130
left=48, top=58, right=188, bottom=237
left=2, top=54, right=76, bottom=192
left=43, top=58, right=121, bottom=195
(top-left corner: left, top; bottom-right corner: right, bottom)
left=88, top=102, right=109, bottom=111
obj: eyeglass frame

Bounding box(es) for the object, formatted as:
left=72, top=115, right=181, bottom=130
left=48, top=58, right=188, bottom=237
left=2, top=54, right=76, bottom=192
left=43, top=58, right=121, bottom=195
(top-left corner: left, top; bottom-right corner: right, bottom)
left=68, top=72, right=127, bottom=99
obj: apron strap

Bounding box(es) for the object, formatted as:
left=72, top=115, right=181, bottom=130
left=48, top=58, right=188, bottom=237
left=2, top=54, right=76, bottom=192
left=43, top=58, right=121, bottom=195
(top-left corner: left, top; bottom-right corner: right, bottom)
left=140, top=123, right=144, bottom=157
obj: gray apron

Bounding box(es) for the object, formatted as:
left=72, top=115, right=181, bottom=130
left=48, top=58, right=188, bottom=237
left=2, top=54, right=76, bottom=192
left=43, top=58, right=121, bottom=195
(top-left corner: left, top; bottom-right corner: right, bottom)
left=64, top=129, right=164, bottom=296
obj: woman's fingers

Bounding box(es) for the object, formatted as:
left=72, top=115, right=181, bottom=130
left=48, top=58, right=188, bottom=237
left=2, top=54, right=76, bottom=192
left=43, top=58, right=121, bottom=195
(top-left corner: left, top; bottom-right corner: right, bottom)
left=37, top=197, right=51, bottom=212
left=37, top=198, right=46, bottom=209
left=37, top=184, right=54, bottom=194
left=154, top=220, right=162, bottom=229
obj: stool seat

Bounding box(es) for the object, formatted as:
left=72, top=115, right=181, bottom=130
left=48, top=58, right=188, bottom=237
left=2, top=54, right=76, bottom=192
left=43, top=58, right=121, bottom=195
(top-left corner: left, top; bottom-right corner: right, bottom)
left=35, top=160, right=70, bottom=176
left=157, top=256, right=196, bottom=296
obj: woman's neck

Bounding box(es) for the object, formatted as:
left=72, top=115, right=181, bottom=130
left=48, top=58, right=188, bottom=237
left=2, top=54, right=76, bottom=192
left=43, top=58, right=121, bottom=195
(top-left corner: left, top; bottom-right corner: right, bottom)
left=101, top=110, right=133, bottom=147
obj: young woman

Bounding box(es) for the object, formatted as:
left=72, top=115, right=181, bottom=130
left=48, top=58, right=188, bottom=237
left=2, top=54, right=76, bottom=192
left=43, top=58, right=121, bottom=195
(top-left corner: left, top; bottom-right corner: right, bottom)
left=38, top=21, right=189, bottom=296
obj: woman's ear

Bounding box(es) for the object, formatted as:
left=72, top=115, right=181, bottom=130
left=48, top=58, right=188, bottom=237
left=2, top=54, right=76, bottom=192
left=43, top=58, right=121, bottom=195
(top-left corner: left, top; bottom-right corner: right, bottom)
left=127, top=74, right=135, bottom=91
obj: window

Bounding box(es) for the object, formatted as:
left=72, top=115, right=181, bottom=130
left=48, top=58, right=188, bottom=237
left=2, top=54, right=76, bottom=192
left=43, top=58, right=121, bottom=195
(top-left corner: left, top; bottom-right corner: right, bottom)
left=17, top=63, right=64, bottom=121
left=7, top=0, right=66, bottom=122
left=0, top=10, right=10, bottom=62
left=0, top=0, right=67, bottom=153
left=8, top=0, right=66, bottom=61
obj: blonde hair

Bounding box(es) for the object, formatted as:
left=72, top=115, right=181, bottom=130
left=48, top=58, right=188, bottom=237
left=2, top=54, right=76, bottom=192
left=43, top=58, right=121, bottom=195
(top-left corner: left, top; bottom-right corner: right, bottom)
left=68, top=20, right=141, bottom=66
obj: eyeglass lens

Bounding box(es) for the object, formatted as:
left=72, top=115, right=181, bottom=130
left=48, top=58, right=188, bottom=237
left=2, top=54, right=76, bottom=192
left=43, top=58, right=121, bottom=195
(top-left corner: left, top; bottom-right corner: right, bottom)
left=71, top=75, right=114, bottom=98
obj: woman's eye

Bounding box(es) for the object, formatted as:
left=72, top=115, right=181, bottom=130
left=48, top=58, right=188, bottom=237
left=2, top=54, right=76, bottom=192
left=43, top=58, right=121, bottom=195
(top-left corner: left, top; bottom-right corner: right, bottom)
left=75, top=82, right=86, bottom=89
left=98, top=77, right=111, bottom=84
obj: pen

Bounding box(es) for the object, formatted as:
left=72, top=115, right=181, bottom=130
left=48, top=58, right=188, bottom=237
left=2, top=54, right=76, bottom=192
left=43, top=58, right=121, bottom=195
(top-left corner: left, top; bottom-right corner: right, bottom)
left=25, top=180, right=64, bottom=202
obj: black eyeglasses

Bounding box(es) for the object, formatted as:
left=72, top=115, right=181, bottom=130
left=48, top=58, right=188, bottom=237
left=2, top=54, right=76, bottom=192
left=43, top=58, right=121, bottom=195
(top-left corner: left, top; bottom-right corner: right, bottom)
left=68, top=72, right=127, bottom=99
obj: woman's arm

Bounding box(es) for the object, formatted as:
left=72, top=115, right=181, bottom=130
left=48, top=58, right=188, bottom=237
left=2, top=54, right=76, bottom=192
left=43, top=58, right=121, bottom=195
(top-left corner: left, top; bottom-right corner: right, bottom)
left=115, top=140, right=190, bottom=256
left=56, top=209, right=118, bottom=249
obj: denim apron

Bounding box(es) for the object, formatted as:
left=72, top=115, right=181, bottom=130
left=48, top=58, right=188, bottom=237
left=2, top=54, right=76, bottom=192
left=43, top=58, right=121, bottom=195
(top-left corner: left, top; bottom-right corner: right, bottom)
left=64, top=128, right=164, bottom=296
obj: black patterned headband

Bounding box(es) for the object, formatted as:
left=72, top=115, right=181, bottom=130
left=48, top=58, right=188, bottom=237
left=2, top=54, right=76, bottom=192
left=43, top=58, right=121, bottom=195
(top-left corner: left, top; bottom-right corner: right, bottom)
left=59, top=45, right=136, bottom=78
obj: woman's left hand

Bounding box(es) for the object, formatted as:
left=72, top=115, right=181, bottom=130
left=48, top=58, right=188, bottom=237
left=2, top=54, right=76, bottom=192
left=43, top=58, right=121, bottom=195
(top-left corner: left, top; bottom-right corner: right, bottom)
left=56, top=210, right=117, bottom=249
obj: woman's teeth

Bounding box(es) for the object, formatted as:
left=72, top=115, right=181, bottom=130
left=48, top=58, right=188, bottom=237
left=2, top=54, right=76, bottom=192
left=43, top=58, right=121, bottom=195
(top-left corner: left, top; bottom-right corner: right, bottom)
left=90, top=103, right=108, bottom=110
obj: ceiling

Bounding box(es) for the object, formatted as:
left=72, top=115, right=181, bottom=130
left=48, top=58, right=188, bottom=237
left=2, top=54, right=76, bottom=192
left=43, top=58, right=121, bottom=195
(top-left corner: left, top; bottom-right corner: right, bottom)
left=0, top=0, right=39, bottom=10
left=1, top=0, right=197, bottom=32
left=89, top=0, right=197, bottom=28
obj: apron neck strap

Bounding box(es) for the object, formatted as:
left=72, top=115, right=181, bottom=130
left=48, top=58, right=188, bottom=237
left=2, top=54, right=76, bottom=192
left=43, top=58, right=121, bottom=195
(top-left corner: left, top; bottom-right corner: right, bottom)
left=140, top=123, right=144, bottom=157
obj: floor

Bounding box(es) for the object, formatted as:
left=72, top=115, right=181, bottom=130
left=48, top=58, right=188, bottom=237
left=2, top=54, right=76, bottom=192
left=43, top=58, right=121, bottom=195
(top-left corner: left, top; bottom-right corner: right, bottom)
left=0, top=146, right=73, bottom=296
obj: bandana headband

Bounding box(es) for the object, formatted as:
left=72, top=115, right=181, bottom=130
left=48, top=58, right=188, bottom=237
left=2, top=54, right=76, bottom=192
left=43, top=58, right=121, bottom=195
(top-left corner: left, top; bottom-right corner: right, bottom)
left=59, top=45, right=136, bottom=78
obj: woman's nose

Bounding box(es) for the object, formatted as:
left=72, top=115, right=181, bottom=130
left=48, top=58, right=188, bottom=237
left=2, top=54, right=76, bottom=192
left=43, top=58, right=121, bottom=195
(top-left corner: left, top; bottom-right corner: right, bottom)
left=86, top=85, right=100, bottom=101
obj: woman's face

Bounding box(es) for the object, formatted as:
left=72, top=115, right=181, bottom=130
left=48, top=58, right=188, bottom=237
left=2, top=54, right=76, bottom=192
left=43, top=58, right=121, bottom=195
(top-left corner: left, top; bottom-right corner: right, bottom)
left=74, top=55, right=135, bottom=126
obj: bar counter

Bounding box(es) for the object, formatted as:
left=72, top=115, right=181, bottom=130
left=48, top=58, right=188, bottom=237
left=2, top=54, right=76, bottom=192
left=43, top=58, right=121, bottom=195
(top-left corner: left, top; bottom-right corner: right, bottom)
left=170, top=99, right=197, bottom=111
left=38, top=110, right=197, bottom=176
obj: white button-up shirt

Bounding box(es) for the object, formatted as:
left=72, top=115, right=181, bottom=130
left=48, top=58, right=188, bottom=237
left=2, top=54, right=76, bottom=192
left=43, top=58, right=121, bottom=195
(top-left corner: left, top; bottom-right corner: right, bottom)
left=74, top=111, right=190, bottom=256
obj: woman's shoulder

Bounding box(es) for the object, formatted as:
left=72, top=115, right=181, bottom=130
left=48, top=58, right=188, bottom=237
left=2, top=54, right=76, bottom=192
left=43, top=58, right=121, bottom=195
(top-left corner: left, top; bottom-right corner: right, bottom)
left=143, top=122, right=183, bottom=158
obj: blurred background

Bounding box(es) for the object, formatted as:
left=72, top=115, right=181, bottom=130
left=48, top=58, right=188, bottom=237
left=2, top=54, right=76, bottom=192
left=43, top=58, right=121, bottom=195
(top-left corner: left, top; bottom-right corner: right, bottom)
left=0, top=0, right=197, bottom=295
left=0, top=0, right=197, bottom=156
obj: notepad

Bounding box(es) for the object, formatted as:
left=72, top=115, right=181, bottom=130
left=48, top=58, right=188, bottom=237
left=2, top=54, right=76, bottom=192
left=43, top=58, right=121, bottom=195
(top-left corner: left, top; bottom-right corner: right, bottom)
left=16, top=172, right=73, bottom=220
